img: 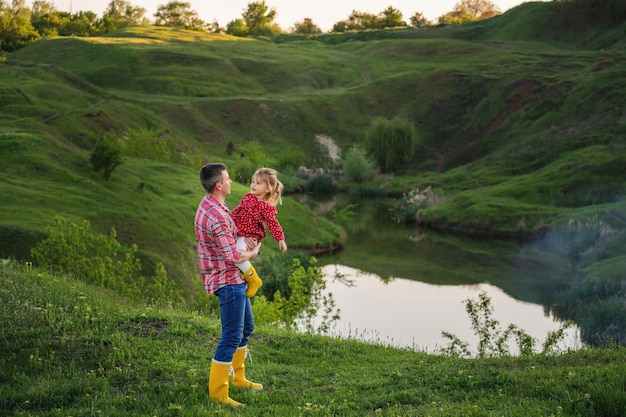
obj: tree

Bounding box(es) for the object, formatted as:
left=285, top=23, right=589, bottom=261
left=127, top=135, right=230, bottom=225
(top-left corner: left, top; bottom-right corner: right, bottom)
left=346, top=10, right=378, bottom=30
left=90, top=133, right=123, bottom=180
left=0, top=0, right=40, bottom=51
left=292, top=17, right=321, bottom=35
left=410, top=11, right=431, bottom=28
left=241, top=1, right=278, bottom=36
left=365, top=117, right=417, bottom=172
left=30, top=0, right=54, bottom=19
left=154, top=1, right=204, bottom=30
left=331, top=20, right=347, bottom=33
left=225, top=18, right=248, bottom=36
left=342, top=145, right=377, bottom=183
left=379, top=6, right=405, bottom=29
left=102, top=0, right=146, bottom=28
left=61, top=11, right=100, bottom=36
left=453, top=0, right=500, bottom=19
left=438, top=10, right=475, bottom=25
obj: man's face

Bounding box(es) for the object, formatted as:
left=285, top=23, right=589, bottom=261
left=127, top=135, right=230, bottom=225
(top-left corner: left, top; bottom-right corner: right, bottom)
left=219, top=170, right=232, bottom=195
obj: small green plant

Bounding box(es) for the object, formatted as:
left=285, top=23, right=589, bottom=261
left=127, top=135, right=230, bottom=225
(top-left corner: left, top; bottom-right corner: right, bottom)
left=89, top=133, right=123, bottom=180
left=342, top=145, right=377, bottom=183
left=440, top=291, right=572, bottom=357
left=305, top=174, right=336, bottom=193
left=331, top=203, right=358, bottom=222
left=253, top=257, right=340, bottom=333
left=122, top=128, right=171, bottom=163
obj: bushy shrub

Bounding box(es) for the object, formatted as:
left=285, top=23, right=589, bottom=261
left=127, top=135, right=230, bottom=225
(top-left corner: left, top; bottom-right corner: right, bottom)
left=30, top=216, right=176, bottom=301
left=342, top=145, right=377, bottom=183
left=122, top=128, right=171, bottom=163
left=90, top=133, right=122, bottom=180
left=231, top=140, right=276, bottom=183
left=392, top=186, right=443, bottom=223
left=365, top=117, right=417, bottom=172
left=305, top=174, right=335, bottom=193
left=252, top=256, right=339, bottom=333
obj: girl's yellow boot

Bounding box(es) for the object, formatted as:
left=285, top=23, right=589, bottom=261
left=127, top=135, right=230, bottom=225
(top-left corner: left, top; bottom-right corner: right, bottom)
left=232, top=346, right=263, bottom=391
left=242, top=265, right=263, bottom=298
left=208, top=359, right=243, bottom=407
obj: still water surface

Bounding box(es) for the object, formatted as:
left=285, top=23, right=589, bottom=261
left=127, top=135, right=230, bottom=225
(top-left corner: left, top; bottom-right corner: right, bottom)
left=298, top=194, right=581, bottom=354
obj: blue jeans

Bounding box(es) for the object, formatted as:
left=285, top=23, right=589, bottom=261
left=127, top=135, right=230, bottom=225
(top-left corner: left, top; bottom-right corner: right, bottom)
left=213, top=283, right=254, bottom=363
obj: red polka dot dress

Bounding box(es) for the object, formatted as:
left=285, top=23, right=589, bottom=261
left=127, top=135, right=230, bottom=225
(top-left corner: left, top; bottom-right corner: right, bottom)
left=231, top=193, right=285, bottom=243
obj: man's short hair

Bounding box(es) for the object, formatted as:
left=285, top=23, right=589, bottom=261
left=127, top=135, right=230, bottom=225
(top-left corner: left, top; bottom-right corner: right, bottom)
left=200, top=163, right=227, bottom=193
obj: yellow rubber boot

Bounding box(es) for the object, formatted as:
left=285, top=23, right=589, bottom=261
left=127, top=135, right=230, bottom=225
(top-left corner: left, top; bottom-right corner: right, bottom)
left=208, top=360, right=243, bottom=407
left=242, top=265, right=263, bottom=298
left=232, top=346, right=263, bottom=391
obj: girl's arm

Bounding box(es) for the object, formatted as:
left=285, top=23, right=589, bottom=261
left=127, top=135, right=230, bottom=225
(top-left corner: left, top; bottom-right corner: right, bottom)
left=262, top=204, right=285, bottom=244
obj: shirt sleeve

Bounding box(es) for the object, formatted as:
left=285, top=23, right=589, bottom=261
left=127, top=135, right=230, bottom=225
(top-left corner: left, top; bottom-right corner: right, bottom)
left=261, top=203, right=285, bottom=242
left=213, top=211, right=240, bottom=264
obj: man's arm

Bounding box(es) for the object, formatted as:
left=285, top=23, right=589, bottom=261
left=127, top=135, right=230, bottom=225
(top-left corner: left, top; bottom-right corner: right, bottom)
left=238, top=241, right=261, bottom=263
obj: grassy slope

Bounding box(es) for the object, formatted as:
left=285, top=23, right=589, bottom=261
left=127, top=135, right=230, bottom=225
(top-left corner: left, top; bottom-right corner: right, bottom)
left=0, top=3, right=624, bottom=304
left=2, top=259, right=625, bottom=417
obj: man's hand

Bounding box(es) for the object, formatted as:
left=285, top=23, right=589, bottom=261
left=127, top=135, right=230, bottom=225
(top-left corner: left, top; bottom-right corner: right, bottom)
left=244, top=237, right=258, bottom=250
left=239, top=241, right=261, bottom=262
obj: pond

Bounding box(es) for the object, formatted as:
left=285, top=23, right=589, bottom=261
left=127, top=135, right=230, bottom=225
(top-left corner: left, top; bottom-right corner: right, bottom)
left=296, top=194, right=582, bottom=355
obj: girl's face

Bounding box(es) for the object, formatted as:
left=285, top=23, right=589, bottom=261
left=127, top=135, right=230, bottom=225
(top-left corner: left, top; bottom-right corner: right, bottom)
left=250, top=175, right=269, bottom=199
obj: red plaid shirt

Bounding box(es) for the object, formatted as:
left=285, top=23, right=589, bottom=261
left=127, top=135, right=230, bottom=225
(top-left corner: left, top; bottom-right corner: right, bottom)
left=231, top=193, right=285, bottom=242
left=194, top=195, right=245, bottom=295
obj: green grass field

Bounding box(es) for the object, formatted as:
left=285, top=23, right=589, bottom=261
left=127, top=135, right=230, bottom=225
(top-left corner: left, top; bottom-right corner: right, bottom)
left=1, top=1, right=625, bottom=414
left=2, top=259, right=624, bottom=417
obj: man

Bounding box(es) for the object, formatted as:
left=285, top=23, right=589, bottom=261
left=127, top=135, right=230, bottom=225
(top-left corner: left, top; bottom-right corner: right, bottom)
left=194, top=163, right=263, bottom=407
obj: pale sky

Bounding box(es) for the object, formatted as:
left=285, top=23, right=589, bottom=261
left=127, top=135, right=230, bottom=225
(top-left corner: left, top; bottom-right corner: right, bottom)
left=37, top=0, right=539, bottom=32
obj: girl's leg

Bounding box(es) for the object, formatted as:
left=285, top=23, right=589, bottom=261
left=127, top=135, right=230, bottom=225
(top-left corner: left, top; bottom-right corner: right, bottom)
left=235, top=236, right=251, bottom=272
left=235, top=236, right=262, bottom=298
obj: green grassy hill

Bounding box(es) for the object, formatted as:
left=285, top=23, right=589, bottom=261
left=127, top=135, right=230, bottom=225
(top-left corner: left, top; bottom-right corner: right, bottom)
left=0, top=2, right=624, bottom=316
left=2, top=259, right=625, bottom=417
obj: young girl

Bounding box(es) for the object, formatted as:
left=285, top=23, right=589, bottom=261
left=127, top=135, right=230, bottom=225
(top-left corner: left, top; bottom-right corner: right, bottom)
left=231, top=168, right=287, bottom=297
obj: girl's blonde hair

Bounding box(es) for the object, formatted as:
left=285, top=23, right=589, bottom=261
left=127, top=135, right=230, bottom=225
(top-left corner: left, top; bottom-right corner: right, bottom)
left=253, top=167, right=283, bottom=206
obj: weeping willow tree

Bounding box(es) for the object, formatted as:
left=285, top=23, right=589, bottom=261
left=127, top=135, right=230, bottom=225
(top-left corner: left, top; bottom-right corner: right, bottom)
left=365, top=117, right=417, bottom=172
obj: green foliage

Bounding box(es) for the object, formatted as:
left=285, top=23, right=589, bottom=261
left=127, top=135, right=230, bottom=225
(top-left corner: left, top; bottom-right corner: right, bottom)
left=332, top=7, right=407, bottom=32
left=253, top=257, right=339, bottom=333
left=256, top=251, right=315, bottom=300
left=365, top=117, right=417, bottom=172
left=342, top=145, right=377, bottom=183
left=225, top=18, right=248, bottom=36
left=153, top=1, right=205, bottom=30
left=241, top=0, right=279, bottom=36
left=0, top=3, right=40, bottom=52
left=122, top=128, right=171, bottom=163
left=230, top=139, right=275, bottom=183
left=292, top=18, right=322, bottom=35
left=276, top=145, right=306, bottom=172
left=555, top=252, right=626, bottom=346
left=90, top=133, right=123, bottom=180
left=441, top=291, right=573, bottom=358
left=392, top=186, right=443, bottom=223
left=102, top=0, right=147, bottom=29
left=29, top=216, right=177, bottom=302
left=305, top=174, right=336, bottom=193
left=30, top=216, right=142, bottom=298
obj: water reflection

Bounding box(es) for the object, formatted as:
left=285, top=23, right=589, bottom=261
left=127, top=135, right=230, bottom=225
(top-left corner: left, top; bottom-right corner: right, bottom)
left=296, top=194, right=582, bottom=353
left=319, top=264, right=580, bottom=354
